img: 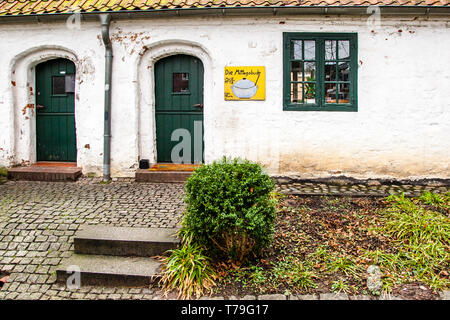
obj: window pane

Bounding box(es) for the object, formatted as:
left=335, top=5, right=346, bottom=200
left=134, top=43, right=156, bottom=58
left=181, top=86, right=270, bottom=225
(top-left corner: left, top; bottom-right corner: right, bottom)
left=304, top=62, right=315, bottom=81
left=338, top=41, right=350, bottom=59
left=291, top=40, right=302, bottom=60
left=65, top=74, right=75, bottom=93
left=291, top=61, right=303, bottom=82
left=304, top=41, right=315, bottom=60
left=304, top=82, right=316, bottom=103
left=338, top=83, right=350, bottom=103
left=325, top=62, right=336, bottom=81
left=52, top=76, right=65, bottom=95
left=338, top=62, right=350, bottom=81
left=173, top=73, right=189, bottom=92
left=325, top=83, right=337, bottom=103
left=325, top=40, right=337, bottom=60
left=291, top=82, right=303, bottom=103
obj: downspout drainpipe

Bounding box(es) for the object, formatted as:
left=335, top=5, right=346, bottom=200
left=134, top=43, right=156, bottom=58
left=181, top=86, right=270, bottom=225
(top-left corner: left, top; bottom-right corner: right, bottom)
left=100, top=14, right=112, bottom=181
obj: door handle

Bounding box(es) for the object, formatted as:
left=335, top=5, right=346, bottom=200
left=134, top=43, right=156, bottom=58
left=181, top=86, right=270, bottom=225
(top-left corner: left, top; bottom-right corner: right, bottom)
left=193, top=104, right=203, bottom=108
left=36, top=105, right=45, bottom=109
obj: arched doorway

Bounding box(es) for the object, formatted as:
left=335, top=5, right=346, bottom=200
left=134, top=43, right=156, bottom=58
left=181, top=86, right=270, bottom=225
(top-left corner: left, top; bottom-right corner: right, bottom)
left=154, top=54, right=204, bottom=164
left=35, top=58, right=77, bottom=162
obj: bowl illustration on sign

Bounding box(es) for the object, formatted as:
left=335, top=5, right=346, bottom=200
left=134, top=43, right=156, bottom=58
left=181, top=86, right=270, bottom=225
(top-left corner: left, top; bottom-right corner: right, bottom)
left=231, top=78, right=258, bottom=99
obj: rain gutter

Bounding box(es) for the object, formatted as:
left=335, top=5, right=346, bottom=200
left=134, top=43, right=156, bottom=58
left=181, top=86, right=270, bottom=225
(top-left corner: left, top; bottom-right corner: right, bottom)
left=0, top=6, right=449, bottom=23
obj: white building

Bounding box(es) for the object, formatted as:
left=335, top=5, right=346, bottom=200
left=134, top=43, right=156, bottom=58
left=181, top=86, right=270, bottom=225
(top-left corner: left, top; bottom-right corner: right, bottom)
left=0, top=1, right=449, bottom=180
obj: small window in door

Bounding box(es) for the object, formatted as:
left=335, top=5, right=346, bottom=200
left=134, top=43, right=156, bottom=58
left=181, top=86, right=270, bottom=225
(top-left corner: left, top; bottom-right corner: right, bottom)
left=173, top=73, right=189, bottom=93
left=52, top=75, right=75, bottom=95
left=52, top=76, right=66, bottom=95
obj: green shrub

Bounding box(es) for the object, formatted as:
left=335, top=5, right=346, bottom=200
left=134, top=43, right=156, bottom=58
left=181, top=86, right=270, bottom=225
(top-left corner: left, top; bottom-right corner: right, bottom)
left=183, top=158, right=277, bottom=262
left=0, top=167, right=7, bottom=177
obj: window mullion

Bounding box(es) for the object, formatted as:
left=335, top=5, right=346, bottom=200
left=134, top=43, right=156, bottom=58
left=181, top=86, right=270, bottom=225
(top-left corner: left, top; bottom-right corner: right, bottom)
left=284, top=35, right=291, bottom=106
left=352, top=40, right=357, bottom=106
left=317, top=38, right=324, bottom=108
left=349, top=41, right=358, bottom=105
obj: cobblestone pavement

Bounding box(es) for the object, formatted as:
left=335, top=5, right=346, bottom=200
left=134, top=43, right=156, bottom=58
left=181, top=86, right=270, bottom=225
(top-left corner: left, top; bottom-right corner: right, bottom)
left=275, top=179, right=449, bottom=197
left=0, top=177, right=448, bottom=300
left=0, top=178, right=184, bottom=300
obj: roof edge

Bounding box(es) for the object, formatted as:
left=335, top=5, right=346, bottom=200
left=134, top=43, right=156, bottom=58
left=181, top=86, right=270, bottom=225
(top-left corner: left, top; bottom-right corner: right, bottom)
left=0, top=5, right=449, bottom=22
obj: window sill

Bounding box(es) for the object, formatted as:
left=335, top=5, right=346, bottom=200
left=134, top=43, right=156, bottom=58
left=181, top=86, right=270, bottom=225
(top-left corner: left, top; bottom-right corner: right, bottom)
left=283, top=104, right=357, bottom=112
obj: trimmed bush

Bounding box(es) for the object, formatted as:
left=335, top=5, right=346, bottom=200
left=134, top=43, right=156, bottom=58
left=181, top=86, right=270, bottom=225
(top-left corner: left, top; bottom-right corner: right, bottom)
left=0, top=167, right=7, bottom=184
left=183, top=158, right=276, bottom=262
left=0, top=167, right=7, bottom=177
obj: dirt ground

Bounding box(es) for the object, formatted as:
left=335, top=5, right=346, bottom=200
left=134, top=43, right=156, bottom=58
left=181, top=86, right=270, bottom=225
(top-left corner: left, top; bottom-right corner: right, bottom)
left=215, top=195, right=445, bottom=300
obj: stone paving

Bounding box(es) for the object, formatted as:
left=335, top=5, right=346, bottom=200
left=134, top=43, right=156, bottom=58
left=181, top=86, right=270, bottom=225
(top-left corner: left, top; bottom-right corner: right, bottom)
left=0, top=177, right=448, bottom=300
left=0, top=178, right=184, bottom=300
left=275, top=177, right=449, bottom=197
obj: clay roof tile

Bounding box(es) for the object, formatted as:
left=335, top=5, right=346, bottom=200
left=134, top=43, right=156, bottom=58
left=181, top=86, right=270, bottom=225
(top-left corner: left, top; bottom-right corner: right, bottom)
left=0, top=0, right=448, bottom=16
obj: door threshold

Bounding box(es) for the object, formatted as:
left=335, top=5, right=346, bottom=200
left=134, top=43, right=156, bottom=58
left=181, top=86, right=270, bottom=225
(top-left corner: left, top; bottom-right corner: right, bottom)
left=33, top=162, right=77, bottom=167
left=149, top=163, right=201, bottom=172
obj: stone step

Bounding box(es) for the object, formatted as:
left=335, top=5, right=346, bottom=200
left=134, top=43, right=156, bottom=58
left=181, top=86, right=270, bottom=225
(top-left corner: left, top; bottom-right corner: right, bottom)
left=74, top=225, right=180, bottom=257
left=135, top=169, right=191, bottom=183
left=56, top=254, right=161, bottom=287
left=7, top=165, right=82, bottom=181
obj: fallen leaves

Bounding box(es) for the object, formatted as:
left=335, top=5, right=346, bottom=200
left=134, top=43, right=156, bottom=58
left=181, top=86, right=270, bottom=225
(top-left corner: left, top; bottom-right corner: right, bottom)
left=217, top=194, right=448, bottom=298
left=255, top=196, right=390, bottom=291
left=0, top=275, right=8, bottom=288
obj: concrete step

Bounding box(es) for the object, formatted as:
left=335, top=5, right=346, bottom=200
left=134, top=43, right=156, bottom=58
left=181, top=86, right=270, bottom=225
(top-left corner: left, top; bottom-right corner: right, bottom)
left=56, top=254, right=161, bottom=287
left=7, top=165, right=82, bottom=181
left=135, top=169, right=191, bottom=183
left=74, top=225, right=180, bottom=257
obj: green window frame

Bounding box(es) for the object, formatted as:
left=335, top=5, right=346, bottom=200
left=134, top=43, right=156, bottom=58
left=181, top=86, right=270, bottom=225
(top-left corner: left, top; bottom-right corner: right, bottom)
left=283, top=32, right=358, bottom=112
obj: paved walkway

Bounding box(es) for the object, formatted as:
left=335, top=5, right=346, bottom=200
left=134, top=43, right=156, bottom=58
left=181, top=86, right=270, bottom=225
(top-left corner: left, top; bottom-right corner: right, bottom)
left=0, top=178, right=184, bottom=300
left=0, top=177, right=448, bottom=300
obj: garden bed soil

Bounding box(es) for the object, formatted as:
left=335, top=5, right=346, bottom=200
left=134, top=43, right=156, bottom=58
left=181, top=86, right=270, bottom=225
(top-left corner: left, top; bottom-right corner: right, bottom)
left=214, top=195, right=445, bottom=300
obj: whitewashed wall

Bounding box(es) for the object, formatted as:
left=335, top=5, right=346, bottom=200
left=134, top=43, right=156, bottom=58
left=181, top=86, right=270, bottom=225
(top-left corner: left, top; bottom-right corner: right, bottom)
left=0, top=14, right=449, bottom=179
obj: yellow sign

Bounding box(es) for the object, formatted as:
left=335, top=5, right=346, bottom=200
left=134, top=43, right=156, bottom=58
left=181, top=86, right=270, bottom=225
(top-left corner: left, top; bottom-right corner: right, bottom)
left=224, top=66, right=265, bottom=101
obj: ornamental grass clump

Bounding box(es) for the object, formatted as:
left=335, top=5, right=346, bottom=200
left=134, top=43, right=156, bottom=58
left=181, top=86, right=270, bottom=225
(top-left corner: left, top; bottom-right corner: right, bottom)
left=183, top=158, right=277, bottom=262
left=158, top=232, right=217, bottom=300
left=383, top=193, right=449, bottom=247
left=364, top=192, right=450, bottom=291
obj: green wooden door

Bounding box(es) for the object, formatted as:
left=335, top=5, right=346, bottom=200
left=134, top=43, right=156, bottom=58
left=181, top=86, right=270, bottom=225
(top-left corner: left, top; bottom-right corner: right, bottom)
left=155, top=55, right=204, bottom=163
left=36, top=59, right=77, bottom=162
